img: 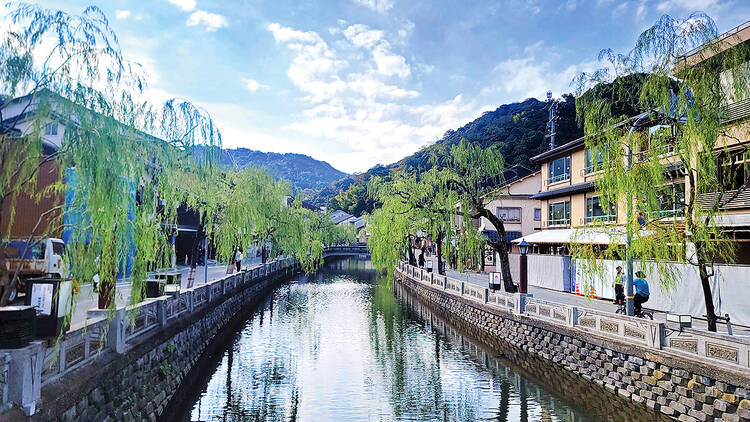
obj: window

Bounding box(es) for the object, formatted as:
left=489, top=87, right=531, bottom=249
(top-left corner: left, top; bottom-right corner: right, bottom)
left=534, top=208, right=541, bottom=220
left=43, top=123, right=58, bottom=136
left=656, top=182, right=685, bottom=217
left=585, top=196, right=617, bottom=223
left=718, top=150, right=750, bottom=191
left=496, top=207, right=521, bottom=222
left=548, top=201, right=570, bottom=226
left=548, top=156, right=570, bottom=184
left=585, top=148, right=605, bottom=174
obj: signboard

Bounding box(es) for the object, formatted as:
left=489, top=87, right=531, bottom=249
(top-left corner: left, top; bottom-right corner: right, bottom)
left=489, top=272, right=502, bottom=290
left=484, top=246, right=496, bottom=266
left=30, top=283, right=53, bottom=316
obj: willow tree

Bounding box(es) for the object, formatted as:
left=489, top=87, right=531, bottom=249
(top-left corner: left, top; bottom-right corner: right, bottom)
left=432, top=139, right=516, bottom=291
left=573, top=13, right=750, bottom=329
left=0, top=5, right=220, bottom=307
left=367, top=172, right=423, bottom=276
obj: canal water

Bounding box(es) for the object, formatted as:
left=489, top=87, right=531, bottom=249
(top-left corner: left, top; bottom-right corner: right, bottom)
left=169, top=257, right=668, bottom=421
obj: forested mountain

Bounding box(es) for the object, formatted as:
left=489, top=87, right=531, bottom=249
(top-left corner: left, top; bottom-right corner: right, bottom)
left=222, top=148, right=348, bottom=194
left=313, top=95, right=581, bottom=214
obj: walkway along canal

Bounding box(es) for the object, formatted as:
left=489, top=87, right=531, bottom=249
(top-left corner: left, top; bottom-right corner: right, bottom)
left=163, top=256, right=667, bottom=421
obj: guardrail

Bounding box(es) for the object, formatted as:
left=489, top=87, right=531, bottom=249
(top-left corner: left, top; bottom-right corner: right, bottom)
left=1, top=256, right=301, bottom=415
left=396, top=262, right=749, bottom=371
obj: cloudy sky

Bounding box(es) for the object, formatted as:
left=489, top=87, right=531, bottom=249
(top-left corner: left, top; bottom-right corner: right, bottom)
left=19, top=0, right=750, bottom=173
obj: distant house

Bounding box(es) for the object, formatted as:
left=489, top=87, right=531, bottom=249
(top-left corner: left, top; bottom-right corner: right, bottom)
left=331, top=210, right=354, bottom=225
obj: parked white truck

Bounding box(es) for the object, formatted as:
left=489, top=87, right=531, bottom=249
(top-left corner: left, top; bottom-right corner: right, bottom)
left=1, top=237, right=66, bottom=302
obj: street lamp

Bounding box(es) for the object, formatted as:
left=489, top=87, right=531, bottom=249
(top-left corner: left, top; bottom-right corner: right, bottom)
left=518, top=240, right=530, bottom=294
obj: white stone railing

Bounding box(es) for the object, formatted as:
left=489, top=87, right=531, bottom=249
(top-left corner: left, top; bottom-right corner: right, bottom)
left=40, top=316, right=109, bottom=386
left=397, top=262, right=750, bottom=371
left=3, top=256, right=301, bottom=416
left=663, top=325, right=750, bottom=368
left=525, top=297, right=577, bottom=327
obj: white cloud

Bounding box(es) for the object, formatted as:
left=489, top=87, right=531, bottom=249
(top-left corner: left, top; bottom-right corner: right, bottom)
left=482, top=45, right=598, bottom=101
left=353, top=0, right=394, bottom=13
left=115, top=10, right=131, bottom=19
left=342, top=24, right=410, bottom=78
left=187, top=11, right=227, bottom=32
left=168, top=0, right=196, bottom=12
left=242, top=78, right=269, bottom=92
left=565, top=0, right=577, bottom=10
left=266, top=22, right=486, bottom=172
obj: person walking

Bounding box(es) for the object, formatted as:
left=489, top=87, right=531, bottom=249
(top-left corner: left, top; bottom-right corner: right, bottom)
left=633, top=271, right=650, bottom=315
left=613, top=266, right=624, bottom=305
left=418, top=251, right=425, bottom=268
left=235, top=248, right=243, bottom=272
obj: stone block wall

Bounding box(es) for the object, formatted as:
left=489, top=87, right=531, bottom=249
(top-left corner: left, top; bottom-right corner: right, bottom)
left=397, top=274, right=750, bottom=422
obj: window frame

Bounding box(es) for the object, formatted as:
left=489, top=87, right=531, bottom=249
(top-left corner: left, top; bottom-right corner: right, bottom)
left=496, top=206, right=522, bottom=223
left=547, top=155, right=571, bottom=184
left=547, top=200, right=570, bottom=227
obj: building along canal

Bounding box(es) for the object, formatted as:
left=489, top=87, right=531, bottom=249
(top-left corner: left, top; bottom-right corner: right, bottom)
left=164, top=256, right=667, bottom=422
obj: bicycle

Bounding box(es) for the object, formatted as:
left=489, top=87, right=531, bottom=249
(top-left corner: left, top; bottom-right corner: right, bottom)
left=615, top=303, right=654, bottom=320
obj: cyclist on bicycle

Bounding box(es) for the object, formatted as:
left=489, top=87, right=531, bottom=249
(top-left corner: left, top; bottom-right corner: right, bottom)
left=633, top=271, right=650, bottom=315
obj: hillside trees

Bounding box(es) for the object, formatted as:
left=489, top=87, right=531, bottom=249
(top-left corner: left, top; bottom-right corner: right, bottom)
left=572, top=13, right=750, bottom=328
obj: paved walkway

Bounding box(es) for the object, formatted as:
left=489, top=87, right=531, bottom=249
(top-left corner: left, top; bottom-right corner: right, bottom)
left=70, top=256, right=266, bottom=329
left=420, top=255, right=749, bottom=336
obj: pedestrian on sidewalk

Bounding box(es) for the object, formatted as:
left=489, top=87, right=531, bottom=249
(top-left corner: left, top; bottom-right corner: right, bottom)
left=236, top=248, right=243, bottom=272
left=613, top=265, right=624, bottom=305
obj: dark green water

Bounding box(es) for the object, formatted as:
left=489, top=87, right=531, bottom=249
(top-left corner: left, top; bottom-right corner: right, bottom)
left=174, top=257, right=668, bottom=422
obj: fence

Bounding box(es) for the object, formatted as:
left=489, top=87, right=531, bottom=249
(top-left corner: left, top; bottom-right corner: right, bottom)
left=397, top=262, right=750, bottom=371
left=1, top=256, right=300, bottom=415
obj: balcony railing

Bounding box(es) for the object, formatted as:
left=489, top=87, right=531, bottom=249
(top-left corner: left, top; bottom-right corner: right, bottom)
left=547, top=218, right=570, bottom=227
left=547, top=173, right=570, bottom=185
left=697, top=189, right=750, bottom=210
left=582, top=164, right=604, bottom=176
left=725, top=98, right=750, bottom=123
left=646, top=208, right=685, bottom=219
left=584, top=214, right=617, bottom=224
left=635, top=142, right=676, bottom=162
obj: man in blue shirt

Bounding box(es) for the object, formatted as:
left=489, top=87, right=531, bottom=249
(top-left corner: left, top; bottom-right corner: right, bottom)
left=633, top=271, right=650, bottom=314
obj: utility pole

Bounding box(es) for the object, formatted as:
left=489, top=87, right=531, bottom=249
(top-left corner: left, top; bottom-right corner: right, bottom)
left=546, top=91, right=558, bottom=150
left=203, top=236, right=209, bottom=285
left=625, top=114, right=650, bottom=316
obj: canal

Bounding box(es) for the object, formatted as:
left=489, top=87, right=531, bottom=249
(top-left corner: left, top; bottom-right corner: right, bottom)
left=166, top=257, right=668, bottom=421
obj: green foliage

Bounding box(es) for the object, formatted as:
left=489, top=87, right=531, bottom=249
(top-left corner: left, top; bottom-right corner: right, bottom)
left=572, top=13, right=750, bottom=327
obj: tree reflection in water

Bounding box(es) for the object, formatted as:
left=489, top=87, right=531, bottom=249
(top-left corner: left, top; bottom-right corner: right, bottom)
left=172, top=257, right=668, bottom=422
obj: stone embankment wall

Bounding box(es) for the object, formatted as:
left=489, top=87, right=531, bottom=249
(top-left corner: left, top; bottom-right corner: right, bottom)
left=396, top=269, right=750, bottom=422
left=1, top=261, right=297, bottom=422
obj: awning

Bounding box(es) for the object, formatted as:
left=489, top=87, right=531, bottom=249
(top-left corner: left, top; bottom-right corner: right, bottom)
left=512, top=227, right=647, bottom=245
left=529, top=182, right=596, bottom=200
left=712, top=213, right=750, bottom=227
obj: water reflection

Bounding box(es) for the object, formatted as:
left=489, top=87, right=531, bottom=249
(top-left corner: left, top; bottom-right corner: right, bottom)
left=169, top=257, right=667, bottom=422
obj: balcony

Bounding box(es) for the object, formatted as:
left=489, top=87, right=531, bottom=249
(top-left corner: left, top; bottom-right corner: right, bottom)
left=646, top=208, right=685, bottom=219
left=697, top=189, right=750, bottom=210
left=635, top=141, right=676, bottom=162
left=582, top=163, right=604, bottom=176
left=584, top=214, right=617, bottom=224
left=547, top=173, right=570, bottom=185
left=725, top=98, right=750, bottom=123
left=547, top=218, right=570, bottom=227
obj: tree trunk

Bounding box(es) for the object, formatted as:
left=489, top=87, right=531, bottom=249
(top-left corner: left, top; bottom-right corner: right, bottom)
left=188, top=216, right=208, bottom=288
left=437, top=230, right=444, bottom=275
left=695, top=241, right=718, bottom=332
left=480, top=209, right=515, bottom=292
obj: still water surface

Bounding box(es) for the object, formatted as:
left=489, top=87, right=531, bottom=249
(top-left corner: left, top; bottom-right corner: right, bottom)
left=175, top=257, right=667, bottom=422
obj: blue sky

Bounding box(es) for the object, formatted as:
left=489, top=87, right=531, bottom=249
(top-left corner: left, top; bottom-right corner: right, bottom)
left=20, top=0, right=750, bottom=173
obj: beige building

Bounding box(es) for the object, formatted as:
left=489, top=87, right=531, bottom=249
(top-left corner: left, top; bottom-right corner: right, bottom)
left=523, top=20, right=750, bottom=261
left=479, top=167, right=542, bottom=272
